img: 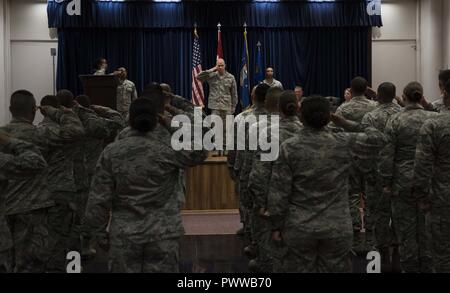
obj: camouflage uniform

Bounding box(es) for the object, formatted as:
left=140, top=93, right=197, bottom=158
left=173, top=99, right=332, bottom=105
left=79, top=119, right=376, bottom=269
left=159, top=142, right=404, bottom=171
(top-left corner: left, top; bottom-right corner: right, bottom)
left=84, top=106, right=125, bottom=184
left=267, top=126, right=385, bottom=273
left=424, top=98, right=446, bottom=113
left=359, top=103, right=402, bottom=250
left=84, top=122, right=208, bottom=273
left=94, top=69, right=106, bottom=75
left=0, top=137, right=47, bottom=273
left=380, top=104, right=437, bottom=272
left=235, top=105, right=267, bottom=239
left=71, top=105, right=124, bottom=253
left=197, top=69, right=237, bottom=148
left=171, top=95, right=195, bottom=113
left=334, top=95, right=378, bottom=245
left=243, top=113, right=273, bottom=270
left=197, top=69, right=238, bottom=114
left=413, top=108, right=450, bottom=272
left=116, top=110, right=189, bottom=207
left=227, top=107, right=253, bottom=228
left=248, top=115, right=302, bottom=272
left=73, top=105, right=124, bottom=216
left=262, top=79, right=283, bottom=89
left=1, top=108, right=83, bottom=272
left=37, top=108, right=85, bottom=271
left=116, top=79, right=138, bottom=118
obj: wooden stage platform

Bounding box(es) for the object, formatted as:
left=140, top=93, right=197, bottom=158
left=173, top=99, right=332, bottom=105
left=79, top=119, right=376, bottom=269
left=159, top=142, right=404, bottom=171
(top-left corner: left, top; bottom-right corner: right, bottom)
left=182, top=156, right=238, bottom=211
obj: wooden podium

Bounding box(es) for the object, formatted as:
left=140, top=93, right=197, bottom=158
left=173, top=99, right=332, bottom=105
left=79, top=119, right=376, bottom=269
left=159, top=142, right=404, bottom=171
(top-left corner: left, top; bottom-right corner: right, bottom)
left=79, top=75, right=120, bottom=109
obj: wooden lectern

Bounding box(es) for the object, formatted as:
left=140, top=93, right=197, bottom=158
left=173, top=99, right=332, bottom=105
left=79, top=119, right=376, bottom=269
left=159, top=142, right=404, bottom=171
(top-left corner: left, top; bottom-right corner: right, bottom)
left=79, top=75, right=120, bottom=109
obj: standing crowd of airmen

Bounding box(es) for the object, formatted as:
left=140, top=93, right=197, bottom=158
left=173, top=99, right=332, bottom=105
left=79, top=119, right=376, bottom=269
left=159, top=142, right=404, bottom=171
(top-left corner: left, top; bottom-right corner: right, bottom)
left=0, top=58, right=449, bottom=273
left=229, top=69, right=450, bottom=273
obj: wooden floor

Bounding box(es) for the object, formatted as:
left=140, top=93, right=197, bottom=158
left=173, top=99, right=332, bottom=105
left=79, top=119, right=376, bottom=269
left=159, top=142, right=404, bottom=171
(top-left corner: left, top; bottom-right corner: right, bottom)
left=182, top=155, right=238, bottom=211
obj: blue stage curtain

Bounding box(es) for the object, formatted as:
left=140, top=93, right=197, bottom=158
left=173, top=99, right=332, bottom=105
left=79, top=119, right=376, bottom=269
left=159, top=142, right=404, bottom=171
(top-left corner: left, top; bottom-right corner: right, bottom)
left=52, top=1, right=376, bottom=105
left=57, top=27, right=370, bottom=103
left=48, top=1, right=382, bottom=29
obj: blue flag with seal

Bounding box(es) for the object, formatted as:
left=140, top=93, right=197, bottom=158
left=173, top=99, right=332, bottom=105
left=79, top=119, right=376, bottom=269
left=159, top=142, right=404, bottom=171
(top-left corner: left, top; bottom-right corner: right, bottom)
left=240, top=27, right=250, bottom=108
left=254, top=41, right=264, bottom=85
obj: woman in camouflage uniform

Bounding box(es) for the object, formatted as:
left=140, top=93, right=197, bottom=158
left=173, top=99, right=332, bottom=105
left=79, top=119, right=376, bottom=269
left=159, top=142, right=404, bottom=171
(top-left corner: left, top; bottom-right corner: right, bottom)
left=84, top=93, right=208, bottom=273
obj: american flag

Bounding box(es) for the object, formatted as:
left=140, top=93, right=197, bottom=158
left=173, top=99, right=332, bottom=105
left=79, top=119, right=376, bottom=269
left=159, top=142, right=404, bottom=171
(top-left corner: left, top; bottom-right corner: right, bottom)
left=191, top=28, right=205, bottom=107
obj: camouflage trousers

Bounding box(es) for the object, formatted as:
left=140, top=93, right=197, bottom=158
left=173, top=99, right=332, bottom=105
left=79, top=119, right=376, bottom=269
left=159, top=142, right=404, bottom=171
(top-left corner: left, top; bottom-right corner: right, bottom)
left=109, top=234, right=180, bottom=273
left=211, top=109, right=232, bottom=150
left=429, top=212, right=450, bottom=273
left=280, top=231, right=353, bottom=273
left=234, top=180, right=245, bottom=225
left=250, top=208, right=285, bottom=273
left=391, top=190, right=433, bottom=273
left=46, top=202, right=78, bottom=272
left=366, top=182, right=397, bottom=249
left=238, top=181, right=252, bottom=239
left=349, top=192, right=375, bottom=249
left=348, top=173, right=372, bottom=248
left=0, top=216, right=12, bottom=272
left=6, top=208, right=52, bottom=273
left=72, top=189, right=89, bottom=246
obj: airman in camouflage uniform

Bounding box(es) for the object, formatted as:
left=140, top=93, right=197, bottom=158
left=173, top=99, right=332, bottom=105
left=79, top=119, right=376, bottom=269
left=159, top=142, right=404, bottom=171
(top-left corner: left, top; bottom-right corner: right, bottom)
left=227, top=104, right=253, bottom=234
left=37, top=95, right=86, bottom=271
left=1, top=90, right=84, bottom=272
left=0, top=135, right=47, bottom=273
left=267, top=96, right=385, bottom=273
left=197, top=59, right=238, bottom=117
left=197, top=59, right=237, bottom=152
left=248, top=91, right=302, bottom=272
left=243, top=87, right=282, bottom=272
left=359, top=90, right=402, bottom=260
left=338, top=83, right=402, bottom=262
left=332, top=77, right=378, bottom=248
left=84, top=96, right=208, bottom=273
left=56, top=90, right=124, bottom=257
left=413, top=81, right=450, bottom=272
left=380, top=82, right=437, bottom=273
left=116, top=68, right=138, bottom=118
left=234, top=84, right=270, bottom=246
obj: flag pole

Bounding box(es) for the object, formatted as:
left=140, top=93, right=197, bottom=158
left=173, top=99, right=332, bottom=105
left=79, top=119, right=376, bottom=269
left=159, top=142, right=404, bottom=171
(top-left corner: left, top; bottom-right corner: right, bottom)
left=243, top=22, right=249, bottom=98
left=243, top=22, right=249, bottom=70
left=217, top=23, right=222, bottom=60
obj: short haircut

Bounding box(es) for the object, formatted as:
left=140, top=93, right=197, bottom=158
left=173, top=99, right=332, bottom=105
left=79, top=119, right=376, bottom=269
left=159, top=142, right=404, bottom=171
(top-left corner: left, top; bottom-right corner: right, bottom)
left=142, top=82, right=163, bottom=98
left=279, top=90, right=298, bottom=116
left=300, top=95, right=330, bottom=129
left=254, top=83, right=270, bottom=104
left=129, top=98, right=159, bottom=133
left=377, top=82, right=396, bottom=103
left=56, top=89, right=74, bottom=108
left=403, top=81, right=423, bottom=103
left=160, top=83, right=172, bottom=94
left=10, top=90, right=36, bottom=118
left=350, top=76, right=368, bottom=96
left=75, top=95, right=91, bottom=108
left=40, top=95, right=59, bottom=108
